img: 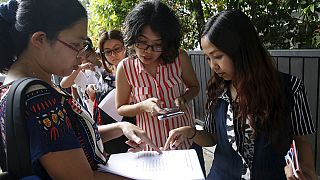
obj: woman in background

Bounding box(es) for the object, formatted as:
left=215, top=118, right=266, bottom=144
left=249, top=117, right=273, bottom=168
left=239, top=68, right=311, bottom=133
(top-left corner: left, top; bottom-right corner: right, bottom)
left=94, top=29, right=136, bottom=154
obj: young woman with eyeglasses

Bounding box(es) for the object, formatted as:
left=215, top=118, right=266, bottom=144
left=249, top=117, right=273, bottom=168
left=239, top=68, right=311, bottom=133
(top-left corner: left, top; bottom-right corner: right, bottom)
left=89, top=29, right=137, bottom=155
left=99, top=30, right=126, bottom=73
left=0, top=0, right=160, bottom=179
left=115, top=0, right=205, bottom=174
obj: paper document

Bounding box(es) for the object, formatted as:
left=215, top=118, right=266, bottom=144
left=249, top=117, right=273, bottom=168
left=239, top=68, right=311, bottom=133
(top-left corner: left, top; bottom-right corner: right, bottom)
left=98, top=149, right=205, bottom=180
left=98, top=89, right=123, bottom=122
left=74, top=71, right=88, bottom=90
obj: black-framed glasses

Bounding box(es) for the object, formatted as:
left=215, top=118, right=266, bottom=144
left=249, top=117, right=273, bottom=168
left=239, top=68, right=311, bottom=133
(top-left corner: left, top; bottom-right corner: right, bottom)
left=102, top=46, right=125, bottom=57
left=57, top=38, right=90, bottom=59
left=135, top=41, right=164, bottom=52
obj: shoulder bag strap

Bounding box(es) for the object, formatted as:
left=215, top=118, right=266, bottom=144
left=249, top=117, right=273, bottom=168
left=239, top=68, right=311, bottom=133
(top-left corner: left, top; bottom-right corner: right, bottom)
left=5, top=77, right=52, bottom=178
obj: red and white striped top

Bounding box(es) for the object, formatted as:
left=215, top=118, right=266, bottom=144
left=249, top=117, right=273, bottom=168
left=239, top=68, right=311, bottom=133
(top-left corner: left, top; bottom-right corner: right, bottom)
left=122, top=56, right=195, bottom=150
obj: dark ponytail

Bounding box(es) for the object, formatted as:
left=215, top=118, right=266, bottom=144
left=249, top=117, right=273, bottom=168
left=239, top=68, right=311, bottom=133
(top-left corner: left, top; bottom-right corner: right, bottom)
left=0, top=0, right=18, bottom=73
left=0, top=0, right=87, bottom=73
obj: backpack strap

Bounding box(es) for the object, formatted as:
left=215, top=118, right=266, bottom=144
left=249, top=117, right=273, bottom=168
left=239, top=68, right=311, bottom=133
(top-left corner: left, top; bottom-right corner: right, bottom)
left=5, top=77, right=52, bottom=178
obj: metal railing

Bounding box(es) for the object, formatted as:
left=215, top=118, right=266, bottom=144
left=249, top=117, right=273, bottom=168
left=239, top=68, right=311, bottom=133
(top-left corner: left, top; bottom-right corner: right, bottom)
left=189, top=49, right=320, bottom=175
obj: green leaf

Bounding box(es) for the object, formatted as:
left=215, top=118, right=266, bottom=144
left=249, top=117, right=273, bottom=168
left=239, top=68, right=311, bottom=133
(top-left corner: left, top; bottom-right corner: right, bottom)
left=310, top=4, right=315, bottom=13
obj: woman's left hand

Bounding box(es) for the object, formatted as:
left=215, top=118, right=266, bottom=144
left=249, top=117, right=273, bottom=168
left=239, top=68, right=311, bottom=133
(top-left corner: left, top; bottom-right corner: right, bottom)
left=284, top=164, right=307, bottom=180
left=284, top=135, right=317, bottom=180
left=120, top=122, right=162, bottom=154
left=174, top=96, right=187, bottom=112
left=163, top=126, right=193, bottom=150
left=86, top=84, right=96, bottom=101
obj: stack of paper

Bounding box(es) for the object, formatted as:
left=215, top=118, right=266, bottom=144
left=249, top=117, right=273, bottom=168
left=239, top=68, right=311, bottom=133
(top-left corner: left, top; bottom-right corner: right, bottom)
left=98, top=149, right=205, bottom=180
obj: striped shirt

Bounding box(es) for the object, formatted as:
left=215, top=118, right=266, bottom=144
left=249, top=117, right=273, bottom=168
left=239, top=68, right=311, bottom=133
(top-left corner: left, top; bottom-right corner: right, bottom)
left=204, top=74, right=315, bottom=136
left=204, top=74, right=315, bottom=179
left=122, top=56, right=195, bottom=150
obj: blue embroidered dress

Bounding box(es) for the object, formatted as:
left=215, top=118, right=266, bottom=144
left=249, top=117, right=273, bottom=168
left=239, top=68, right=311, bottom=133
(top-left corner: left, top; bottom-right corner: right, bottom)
left=0, top=82, right=106, bottom=179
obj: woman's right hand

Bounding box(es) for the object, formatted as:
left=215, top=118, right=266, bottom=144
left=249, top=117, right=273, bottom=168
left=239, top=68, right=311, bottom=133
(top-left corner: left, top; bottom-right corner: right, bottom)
left=163, top=126, right=194, bottom=150
left=85, top=84, right=96, bottom=101
left=78, top=62, right=95, bottom=71
left=120, top=122, right=162, bottom=154
left=141, top=97, right=164, bottom=116
left=284, top=164, right=307, bottom=180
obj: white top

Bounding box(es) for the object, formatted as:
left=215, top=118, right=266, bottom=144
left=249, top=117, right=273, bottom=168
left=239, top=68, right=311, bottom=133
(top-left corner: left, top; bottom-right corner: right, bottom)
left=73, top=66, right=104, bottom=114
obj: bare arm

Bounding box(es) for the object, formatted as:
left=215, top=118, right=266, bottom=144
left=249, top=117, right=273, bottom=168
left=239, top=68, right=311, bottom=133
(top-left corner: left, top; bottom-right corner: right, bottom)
left=179, top=49, right=199, bottom=102
left=41, top=121, right=162, bottom=179
left=98, top=122, right=125, bottom=142
left=175, top=50, right=200, bottom=110
left=98, top=122, right=161, bottom=153
left=60, top=69, right=81, bottom=88
left=115, top=61, right=163, bottom=117
left=40, top=148, right=129, bottom=180
left=60, top=63, right=95, bottom=88
left=115, top=62, right=142, bottom=117
left=163, top=126, right=217, bottom=150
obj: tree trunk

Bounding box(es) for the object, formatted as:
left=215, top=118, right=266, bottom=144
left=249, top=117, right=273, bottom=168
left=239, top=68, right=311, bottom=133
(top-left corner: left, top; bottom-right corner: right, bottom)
left=189, top=0, right=205, bottom=49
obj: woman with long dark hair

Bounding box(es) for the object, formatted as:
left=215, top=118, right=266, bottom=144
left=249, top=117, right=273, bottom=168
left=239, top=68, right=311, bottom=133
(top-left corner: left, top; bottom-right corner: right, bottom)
left=164, top=10, right=316, bottom=180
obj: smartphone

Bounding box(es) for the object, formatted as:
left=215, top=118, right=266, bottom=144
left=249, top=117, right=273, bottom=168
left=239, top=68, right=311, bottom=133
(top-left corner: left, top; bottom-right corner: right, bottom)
left=284, top=140, right=299, bottom=178
left=157, top=108, right=184, bottom=120
left=291, top=140, right=299, bottom=172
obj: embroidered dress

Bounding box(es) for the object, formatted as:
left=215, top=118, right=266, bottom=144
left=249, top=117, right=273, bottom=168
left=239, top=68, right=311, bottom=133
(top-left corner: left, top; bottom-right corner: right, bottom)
left=204, top=74, right=315, bottom=179
left=0, top=83, right=106, bottom=179
left=122, top=56, right=195, bottom=150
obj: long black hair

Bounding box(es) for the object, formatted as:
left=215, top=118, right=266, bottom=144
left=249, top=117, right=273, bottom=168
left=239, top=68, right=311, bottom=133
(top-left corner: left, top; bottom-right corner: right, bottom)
left=123, top=0, right=181, bottom=64
left=202, top=10, right=289, bottom=152
left=0, top=0, right=87, bottom=73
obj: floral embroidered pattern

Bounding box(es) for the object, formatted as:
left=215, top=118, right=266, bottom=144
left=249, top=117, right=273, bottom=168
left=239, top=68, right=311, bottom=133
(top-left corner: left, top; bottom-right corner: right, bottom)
left=31, top=102, right=72, bottom=141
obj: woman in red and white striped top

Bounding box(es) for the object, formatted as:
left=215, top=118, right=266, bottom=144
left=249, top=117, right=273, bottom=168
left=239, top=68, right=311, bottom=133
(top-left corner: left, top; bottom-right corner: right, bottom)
left=116, top=1, right=200, bottom=152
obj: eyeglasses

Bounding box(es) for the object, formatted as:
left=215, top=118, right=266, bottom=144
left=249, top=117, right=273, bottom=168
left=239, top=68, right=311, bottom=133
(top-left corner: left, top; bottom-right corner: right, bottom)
left=57, top=38, right=90, bottom=59
left=135, top=41, right=164, bottom=52
left=102, top=46, right=125, bottom=57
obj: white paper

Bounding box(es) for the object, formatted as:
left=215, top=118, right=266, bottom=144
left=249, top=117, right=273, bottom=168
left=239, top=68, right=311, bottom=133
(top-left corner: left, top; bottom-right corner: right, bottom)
left=74, top=71, right=88, bottom=90
left=98, top=149, right=205, bottom=180
left=98, top=89, right=123, bottom=122
left=85, top=69, right=99, bottom=85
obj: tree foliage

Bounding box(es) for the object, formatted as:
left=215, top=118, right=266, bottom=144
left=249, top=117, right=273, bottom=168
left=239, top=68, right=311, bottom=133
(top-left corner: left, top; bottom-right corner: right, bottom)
left=81, top=0, right=139, bottom=45
left=81, top=0, right=320, bottom=50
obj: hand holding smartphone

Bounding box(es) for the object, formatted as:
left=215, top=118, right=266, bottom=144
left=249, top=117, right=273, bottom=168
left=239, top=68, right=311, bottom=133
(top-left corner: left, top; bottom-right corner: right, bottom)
left=157, top=107, right=184, bottom=120
left=284, top=140, right=299, bottom=178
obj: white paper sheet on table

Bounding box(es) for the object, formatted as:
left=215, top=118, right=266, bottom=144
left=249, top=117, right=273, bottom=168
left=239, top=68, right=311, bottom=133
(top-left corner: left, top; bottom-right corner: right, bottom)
left=98, top=89, right=123, bottom=122
left=98, top=149, right=205, bottom=180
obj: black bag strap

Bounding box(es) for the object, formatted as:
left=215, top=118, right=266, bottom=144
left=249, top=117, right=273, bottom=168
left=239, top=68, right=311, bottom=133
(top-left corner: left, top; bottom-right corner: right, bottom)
left=5, top=77, right=52, bottom=178
left=0, top=135, right=7, bottom=172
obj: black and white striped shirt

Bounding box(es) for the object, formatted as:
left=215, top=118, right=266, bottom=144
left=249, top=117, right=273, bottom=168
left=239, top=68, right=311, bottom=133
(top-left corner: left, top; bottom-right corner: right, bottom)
left=204, top=74, right=315, bottom=136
